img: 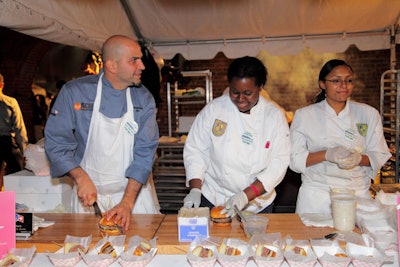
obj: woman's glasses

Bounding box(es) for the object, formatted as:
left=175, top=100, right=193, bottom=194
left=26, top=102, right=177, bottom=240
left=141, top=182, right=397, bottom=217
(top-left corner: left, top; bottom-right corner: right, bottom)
left=325, top=79, right=354, bottom=86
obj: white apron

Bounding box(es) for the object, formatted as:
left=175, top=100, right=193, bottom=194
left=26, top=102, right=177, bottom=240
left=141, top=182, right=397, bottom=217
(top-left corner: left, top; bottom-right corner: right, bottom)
left=72, top=74, right=160, bottom=214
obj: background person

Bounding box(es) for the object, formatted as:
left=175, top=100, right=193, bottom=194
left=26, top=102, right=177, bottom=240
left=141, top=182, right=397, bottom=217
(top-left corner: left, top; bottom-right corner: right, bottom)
left=290, top=59, right=391, bottom=213
left=0, top=73, right=28, bottom=188
left=33, top=94, right=48, bottom=141
left=183, top=56, right=290, bottom=216
left=45, top=35, right=160, bottom=231
left=48, top=79, right=66, bottom=115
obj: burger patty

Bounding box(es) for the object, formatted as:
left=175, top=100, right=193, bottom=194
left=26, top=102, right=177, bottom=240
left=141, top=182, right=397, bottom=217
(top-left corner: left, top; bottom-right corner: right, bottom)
left=211, top=217, right=232, bottom=224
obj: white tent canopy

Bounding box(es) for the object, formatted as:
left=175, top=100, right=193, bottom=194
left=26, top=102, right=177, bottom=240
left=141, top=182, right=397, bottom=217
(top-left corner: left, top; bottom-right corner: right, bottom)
left=1, top=0, right=399, bottom=59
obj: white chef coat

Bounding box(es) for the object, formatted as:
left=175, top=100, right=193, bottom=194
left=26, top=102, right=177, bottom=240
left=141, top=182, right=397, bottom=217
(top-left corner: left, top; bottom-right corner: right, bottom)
left=184, top=94, right=290, bottom=213
left=290, top=99, right=391, bottom=213
left=72, top=74, right=160, bottom=214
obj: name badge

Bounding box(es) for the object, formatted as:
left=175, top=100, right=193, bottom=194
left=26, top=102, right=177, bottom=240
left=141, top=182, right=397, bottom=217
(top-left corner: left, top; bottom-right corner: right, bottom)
left=124, top=121, right=138, bottom=136
left=344, top=128, right=357, bottom=141
left=241, top=131, right=253, bottom=145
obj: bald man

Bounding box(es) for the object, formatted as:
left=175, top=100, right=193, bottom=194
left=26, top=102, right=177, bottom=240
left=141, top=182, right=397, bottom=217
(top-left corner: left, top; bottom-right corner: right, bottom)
left=45, top=35, right=160, bottom=230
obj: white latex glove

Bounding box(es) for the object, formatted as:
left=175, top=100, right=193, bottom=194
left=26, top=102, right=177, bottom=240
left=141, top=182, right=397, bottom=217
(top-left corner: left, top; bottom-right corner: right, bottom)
left=338, top=151, right=362, bottom=169
left=183, top=188, right=201, bottom=208
left=325, top=146, right=351, bottom=164
left=221, top=191, right=248, bottom=218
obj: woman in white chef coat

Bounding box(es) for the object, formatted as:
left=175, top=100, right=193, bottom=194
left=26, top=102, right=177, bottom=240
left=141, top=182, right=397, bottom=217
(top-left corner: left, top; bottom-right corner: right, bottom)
left=183, top=56, right=290, bottom=217
left=290, top=59, right=391, bottom=214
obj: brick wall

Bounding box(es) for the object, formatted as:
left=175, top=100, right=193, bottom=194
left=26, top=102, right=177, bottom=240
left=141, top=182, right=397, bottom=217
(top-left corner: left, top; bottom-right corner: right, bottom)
left=157, top=45, right=397, bottom=136
left=0, top=27, right=55, bottom=142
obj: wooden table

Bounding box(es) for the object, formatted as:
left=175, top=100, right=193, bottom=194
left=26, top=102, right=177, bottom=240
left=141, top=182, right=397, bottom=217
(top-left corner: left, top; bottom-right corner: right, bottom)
left=17, top=213, right=336, bottom=254
left=17, top=213, right=165, bottom=252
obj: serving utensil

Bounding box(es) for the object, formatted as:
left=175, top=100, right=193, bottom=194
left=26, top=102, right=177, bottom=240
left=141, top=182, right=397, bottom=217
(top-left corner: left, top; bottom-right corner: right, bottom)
left=234, top=204, right=247, bottom=222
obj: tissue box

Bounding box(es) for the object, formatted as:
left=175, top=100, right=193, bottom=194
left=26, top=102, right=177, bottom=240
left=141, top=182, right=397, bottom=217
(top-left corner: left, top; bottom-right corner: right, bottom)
left=178, top=207, right=209, bottom=242
left=4, top=170, right=73, bottom=212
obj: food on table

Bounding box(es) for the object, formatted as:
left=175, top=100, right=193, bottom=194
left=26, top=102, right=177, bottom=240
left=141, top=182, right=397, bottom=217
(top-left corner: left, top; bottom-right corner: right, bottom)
left=99, top=241, right=117, bottom=258
left=334, top=253, right=348, bottom=258
left=210, top=206, right=232, bottom=226
left=219, top=243, right=241, bottom=256
left=64, top=242, right=85, bottom=253
left=285, top=245, right=307, bottom=256
left=255, top=244, right=277, bottom=257
left=133, top=240, right=152, bottom=256
left=98, top=214, right=123, bottom=236
left=0, top=254, right=19, bottom=266
left=191, top=246, right=213, bottom=258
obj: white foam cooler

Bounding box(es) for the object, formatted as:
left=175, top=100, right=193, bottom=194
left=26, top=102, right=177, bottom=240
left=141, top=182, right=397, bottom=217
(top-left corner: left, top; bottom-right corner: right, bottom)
left=4, top=170, right=73, bottom=212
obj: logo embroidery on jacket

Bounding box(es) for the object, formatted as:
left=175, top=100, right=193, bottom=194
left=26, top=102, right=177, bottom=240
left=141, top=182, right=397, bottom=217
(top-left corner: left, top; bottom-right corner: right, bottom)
left=212, top=119, right=227, bottom=136
left=356, top=123, right=368, bottom=137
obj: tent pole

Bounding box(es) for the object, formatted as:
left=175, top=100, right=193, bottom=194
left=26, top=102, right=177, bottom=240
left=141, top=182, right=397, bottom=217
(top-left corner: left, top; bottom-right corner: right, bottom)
left=119, top=0, right=145, bottom=44
left=390, top=24, right=397, bottom=70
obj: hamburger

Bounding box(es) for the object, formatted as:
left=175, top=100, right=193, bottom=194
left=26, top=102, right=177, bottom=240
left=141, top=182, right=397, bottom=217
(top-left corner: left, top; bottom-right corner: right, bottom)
left=285, top=245, right=307, bottom=256
left=64, top=242, right=86, bottom=253
left=210, top=206, right=232, bottom=227
left=218, top=243, right=241, bottom=256
left=191, top=246, right=213, bottom=258
left=98, top=215, right=124, bottom=236
left=98, top=241, right=117, bottom=258
left=255, top=244, right=277, bottom=257
left=0, top=254, right=19, bottom=266
left=133, top=240, right=152, bottom=256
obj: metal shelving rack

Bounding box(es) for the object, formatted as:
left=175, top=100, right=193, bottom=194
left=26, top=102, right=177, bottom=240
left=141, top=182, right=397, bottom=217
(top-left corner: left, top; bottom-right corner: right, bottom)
left=166, top=70, right=213, bottom=136
left=153, top=70, right=212, bottom=213
left=380, top=69, right=399, bottom=183
left=152, top=142, right=188, bottom=213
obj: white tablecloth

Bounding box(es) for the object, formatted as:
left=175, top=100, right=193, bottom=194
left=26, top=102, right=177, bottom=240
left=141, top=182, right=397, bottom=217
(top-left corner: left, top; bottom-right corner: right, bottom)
left=28, top=253, right=399, bottom=267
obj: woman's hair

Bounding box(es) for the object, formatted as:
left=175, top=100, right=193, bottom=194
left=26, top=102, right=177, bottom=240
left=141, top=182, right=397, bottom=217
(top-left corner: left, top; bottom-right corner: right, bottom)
left=315, top=59, right=354, bottom=103
left=227, top=56, right=267, bottom=87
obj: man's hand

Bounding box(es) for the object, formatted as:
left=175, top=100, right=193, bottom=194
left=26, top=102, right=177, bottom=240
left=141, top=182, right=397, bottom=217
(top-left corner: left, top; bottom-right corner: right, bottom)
left=325, top=146, right=351, bottom=164
left=221, top=191, right=248, bottom=218
left=338, top=151, right=362, bottom=169
left=183, top=188, right=202, bottom=208
left=106, top=178, right=139, bottom=231
left=69, top=167, right=97, bottom=207
left=105, top=200, right=132, bottom=231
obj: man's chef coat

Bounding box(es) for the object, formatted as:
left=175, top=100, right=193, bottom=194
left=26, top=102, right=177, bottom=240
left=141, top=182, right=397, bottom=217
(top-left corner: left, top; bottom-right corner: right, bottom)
left=45, top=73, right=159, bottom=185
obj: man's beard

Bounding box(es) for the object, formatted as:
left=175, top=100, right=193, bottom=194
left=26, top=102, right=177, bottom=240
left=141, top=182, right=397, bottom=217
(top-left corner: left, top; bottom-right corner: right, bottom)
left=131, top=81, right=142, bottom=87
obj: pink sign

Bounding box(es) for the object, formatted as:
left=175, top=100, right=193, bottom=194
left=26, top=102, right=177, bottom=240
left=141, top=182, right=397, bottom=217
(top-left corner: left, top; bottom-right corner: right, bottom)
left=0, top=191, right=16, bottom=258
left=397, top=195, right=400, bottom=261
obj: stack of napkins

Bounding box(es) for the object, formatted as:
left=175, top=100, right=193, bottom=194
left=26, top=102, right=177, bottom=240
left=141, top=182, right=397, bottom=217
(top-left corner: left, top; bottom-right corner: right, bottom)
left=299, top=213, right=333, bottom=228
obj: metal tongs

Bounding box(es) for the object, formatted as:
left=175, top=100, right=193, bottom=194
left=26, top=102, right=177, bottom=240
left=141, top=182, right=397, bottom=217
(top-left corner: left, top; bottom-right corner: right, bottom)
left=234, top=204, right=247, bottom=222
left=324, top=232, right=338, bottom=240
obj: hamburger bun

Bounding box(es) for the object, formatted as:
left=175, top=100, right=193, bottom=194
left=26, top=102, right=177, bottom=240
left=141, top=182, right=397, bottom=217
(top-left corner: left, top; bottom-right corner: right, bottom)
left=98, top=215, right=123, bottom=236
left=192, top=246, right=213, bottom=258
left=210, top=206, right=232, bottom=227
left=99, top=241, right=117, bottom=258
left=133, top=240, right=152, bottom=256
